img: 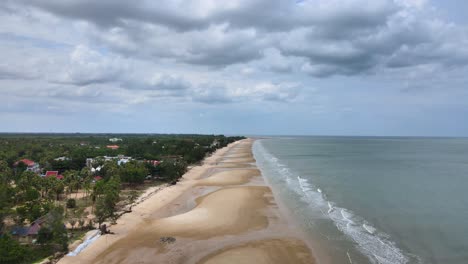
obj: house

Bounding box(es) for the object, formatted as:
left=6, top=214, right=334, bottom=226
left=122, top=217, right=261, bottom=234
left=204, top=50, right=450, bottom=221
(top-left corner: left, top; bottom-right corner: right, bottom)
left=91, top=166, right=101, bottom=173
left=54, top=156, right=70, bottom=161
left=14, top=159, right=41, bottom=174
left=86, top=158, right=94, bottom=168
left=10, top=226, right=30, bottom=244
left=44, top=171, right=64, bottom=180
left=117, top=157, right=131, bottom=166
left=87, top=155, right=133, bottom=168
left=94, top=176, right=103, bottom=182
left=109, top=138, right=122, bottom=142
left=10, top=214, right=55, bottom=244
left=106, top=145, right=120, bottom=150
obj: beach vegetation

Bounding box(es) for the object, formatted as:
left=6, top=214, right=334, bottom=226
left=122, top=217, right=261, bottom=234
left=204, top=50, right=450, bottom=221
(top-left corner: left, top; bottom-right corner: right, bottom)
left=0, top=133, right=244, bottom=261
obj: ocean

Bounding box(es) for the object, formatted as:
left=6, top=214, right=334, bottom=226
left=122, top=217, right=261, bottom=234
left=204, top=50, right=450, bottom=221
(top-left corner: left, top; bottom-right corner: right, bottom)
left=253, top=136, right=468, bottom=264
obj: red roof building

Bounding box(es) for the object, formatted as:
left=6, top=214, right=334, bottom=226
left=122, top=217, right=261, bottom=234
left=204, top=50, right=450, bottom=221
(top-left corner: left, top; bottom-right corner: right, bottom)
left=94, top=176, right=103, bottom=181
left=45, top=171, right=58, bottom=177
left=14, top=159, right=41, bottom=174
left=14, top=159, right=36, bottom=167
left=106, top=145, right=120, bottom=150
left=44, top=171, right=63, bottom=179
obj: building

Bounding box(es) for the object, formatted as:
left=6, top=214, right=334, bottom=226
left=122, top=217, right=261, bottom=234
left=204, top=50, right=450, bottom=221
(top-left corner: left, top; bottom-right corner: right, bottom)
left=87, top=155, right=133, bottom=168
left=117, top=157, right=131, bottom=166
left=10, top=226, right=30, bottom=243
left=14, top=159, right=41, bottom=174
left=93, top=176, right=103, bottom=182
left=54, top=156, right=70, bottom=161
left=44, top=171, right=64, bottom=180
left=109, top=138, right=122, bottom=142
left=11, top=214, right=55, bottom=244
left=106, top=145, right=120, bottom=150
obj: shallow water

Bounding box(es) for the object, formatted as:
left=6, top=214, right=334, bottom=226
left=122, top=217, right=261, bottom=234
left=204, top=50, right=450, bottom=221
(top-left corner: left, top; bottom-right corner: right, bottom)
left=253, top=136, right=468, bottom=264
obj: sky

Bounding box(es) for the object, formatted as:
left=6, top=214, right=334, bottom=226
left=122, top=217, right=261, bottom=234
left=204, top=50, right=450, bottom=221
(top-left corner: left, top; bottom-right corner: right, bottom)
left=0, top=0, right=467, bottom=136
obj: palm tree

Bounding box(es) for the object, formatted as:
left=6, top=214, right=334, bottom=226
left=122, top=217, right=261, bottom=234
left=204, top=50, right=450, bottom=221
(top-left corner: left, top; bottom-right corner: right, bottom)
left=78, top=219, right=85, bottom=230
left=51, top=179, right=65, bottom=201
left=69, top=218, right=77, bottom=231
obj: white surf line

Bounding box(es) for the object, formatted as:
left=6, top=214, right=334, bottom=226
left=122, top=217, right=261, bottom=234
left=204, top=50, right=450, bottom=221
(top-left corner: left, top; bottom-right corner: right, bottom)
left=67, top=230, right=101, bottom=256
left=347, top=251, right=353, bottom=264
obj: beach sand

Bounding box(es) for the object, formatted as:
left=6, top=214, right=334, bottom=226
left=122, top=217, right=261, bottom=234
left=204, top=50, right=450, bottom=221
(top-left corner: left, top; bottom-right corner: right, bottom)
left=59, top=139, right=316, bottom=264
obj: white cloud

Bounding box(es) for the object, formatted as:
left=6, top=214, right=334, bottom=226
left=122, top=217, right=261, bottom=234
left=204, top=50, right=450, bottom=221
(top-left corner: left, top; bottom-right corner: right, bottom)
left=53, top=45, right=128, bottom=85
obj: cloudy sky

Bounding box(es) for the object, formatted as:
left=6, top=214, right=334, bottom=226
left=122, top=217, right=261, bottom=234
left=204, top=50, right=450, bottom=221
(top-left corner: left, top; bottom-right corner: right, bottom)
left=1, top=0, right=467, bottom=136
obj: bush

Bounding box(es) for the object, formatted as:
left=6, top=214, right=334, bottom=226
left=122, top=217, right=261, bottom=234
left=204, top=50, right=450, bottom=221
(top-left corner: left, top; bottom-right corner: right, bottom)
left=66, top=199, right=76, bottom=208
left=0, top=235, right=29, bottom=264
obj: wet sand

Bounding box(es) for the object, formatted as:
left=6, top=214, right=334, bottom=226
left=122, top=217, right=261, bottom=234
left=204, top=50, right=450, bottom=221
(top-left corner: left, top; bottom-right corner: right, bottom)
left=198, top=239, right=314, bottom=264
left=59, top=139, right=316, bottom=264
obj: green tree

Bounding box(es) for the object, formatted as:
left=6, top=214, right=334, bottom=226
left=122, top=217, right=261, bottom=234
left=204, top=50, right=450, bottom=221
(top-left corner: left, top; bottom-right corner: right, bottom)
left=0, top=165, right=13, bottom=231
left=158, top=159, right=187, bottom=183
left=95, top=176, right=120, bottom=227
left=47, top=207, right=68, bottom=252
left=51, top=178, right=65, bottom=201
left=63, top=170, right=79, bottom=194
left=120, top=161, right=148, bottom=184
left=0, top=235, right=29, bottom=264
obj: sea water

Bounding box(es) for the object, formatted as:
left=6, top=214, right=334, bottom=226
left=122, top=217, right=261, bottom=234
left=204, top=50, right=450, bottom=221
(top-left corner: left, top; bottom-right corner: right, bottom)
left=253, top=137, right=468, bottom=264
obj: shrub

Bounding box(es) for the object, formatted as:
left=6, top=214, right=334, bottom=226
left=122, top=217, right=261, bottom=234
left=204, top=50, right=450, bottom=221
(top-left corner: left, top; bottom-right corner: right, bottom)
left=66, top=199, right=76, bottom=208
left=0, top=235, right=29, bottom=264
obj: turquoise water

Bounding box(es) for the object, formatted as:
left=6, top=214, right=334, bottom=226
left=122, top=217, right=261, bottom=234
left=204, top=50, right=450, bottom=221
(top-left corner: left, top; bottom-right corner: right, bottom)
left=253, top=137, right=468, bottom=264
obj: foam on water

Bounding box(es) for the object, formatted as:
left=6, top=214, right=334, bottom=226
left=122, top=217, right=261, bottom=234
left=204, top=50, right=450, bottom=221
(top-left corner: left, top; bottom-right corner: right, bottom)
left=67, top=230, right=101, bottom=257
left=364, top=224, right=377, bottom=235
left=253, top=140, right=410, bottom=264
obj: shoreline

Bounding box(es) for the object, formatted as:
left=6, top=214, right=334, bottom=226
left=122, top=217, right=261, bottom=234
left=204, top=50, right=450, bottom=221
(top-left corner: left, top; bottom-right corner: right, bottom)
left=251, top=139, right=331, bottom=264
left=59, top=138, right=316, bottom=264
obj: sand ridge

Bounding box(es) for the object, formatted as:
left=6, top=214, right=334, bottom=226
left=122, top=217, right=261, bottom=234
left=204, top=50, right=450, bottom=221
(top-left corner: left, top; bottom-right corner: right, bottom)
left=195, top=169, right=261, bottom=186
left=59, top=139, right=316, bottom=264
left=198, top=238, right=315, bottom=264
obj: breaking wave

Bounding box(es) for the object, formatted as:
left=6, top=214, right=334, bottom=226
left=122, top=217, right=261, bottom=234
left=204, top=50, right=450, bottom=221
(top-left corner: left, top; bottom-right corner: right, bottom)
left=253, top=140, right=410, bottom=264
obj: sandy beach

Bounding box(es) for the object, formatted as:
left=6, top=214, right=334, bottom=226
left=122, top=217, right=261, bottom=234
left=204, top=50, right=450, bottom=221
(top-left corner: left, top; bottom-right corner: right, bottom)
left=59, top=139, right=316, bottom=264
